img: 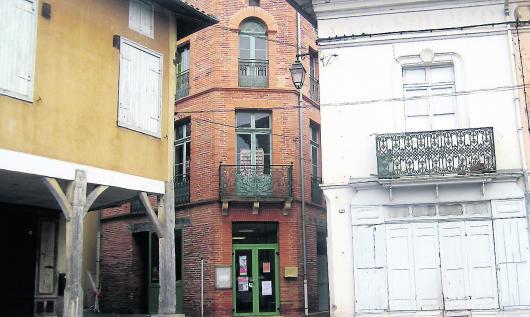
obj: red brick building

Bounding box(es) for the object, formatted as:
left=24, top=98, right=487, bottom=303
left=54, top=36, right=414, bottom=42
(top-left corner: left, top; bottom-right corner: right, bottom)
left=100, top=1, right=328, bottom=316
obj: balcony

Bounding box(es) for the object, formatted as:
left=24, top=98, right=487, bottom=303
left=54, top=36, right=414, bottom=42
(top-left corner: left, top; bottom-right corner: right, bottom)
left=174, top=174, right=190, bottom=205
left=309, top=75, right=319, bottom=102
left=239, top=59, right=268, bottom=88
left=219, top=164, right=293, bottom=214
left=376, top=127, right=496, bottom=179
left=176, top=70, right=189, bottom=100
left=311, top=176, right=323, bottom=205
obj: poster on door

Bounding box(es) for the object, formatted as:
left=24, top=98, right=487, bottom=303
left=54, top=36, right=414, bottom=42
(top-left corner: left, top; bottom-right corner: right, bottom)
left=238, top=276, right=249, bottom=292
left=239, top=255, right=247, bottom=276
left=263, top=262, right=271, bottom=273
left=262, top=280, right=272, bottom=296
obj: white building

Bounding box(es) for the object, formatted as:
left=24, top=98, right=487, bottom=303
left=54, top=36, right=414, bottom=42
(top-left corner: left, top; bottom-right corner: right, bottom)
left=313, top=1, right=530, bottom=316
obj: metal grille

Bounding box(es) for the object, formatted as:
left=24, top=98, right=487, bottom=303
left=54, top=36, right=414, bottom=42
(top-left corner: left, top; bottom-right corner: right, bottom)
left=175, top=174, right=190, bottom=205
left=219, top=165, right=292, bottom=199
left=376, top=127, right=496, bottom=178
left=238, top=59, right=268, bottom=88
left=176, top=70, right=189, bottom=100
left=309, top=75, right=319, bottom=102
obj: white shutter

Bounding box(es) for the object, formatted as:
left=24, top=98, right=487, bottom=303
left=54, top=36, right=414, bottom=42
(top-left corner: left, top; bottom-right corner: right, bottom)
left=439, top=222, right=469, bottom=310
left=494, top=218, right=530, bottom=308
left=353, top=225, right=388, bottom=312
left=0, top=0, right=36, bottom=100
left=118, top=39, right=162, bottom=137
left=386, top=224, right=416, bottom=310
left=465, top=221, right=498, bottom=309
left=129, top=0, right=154, bottom=38
left=413, top=223, right=443, bottom=310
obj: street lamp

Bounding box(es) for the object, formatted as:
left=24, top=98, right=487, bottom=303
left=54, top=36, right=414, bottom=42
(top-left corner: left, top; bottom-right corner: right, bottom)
left=289, top=56, right=309, bottom=316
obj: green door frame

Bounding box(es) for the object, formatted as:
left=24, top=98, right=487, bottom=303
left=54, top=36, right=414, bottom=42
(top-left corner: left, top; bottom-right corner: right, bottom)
left=232, top=243, right=280, bottom=316
left=148, top=230, right=184, bottom=314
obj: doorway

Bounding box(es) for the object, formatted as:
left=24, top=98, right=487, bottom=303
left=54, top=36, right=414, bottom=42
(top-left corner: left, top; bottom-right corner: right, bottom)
left=232, top=222, right=279, bottom=316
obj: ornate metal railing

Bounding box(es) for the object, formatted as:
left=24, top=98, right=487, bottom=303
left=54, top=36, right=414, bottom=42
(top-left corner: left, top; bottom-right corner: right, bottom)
left=309, top=75, right=319, bottom=102
left=376, top=127, right=496, bottom=178
left=311, top=176, right=323, bottom=205
left=174, top=174, right=190, bottom=205
left=219, top=164, right=293, bottom=200
left=239, top=59, right=268, bottom=88
left=176, top=70, right=189, bottom=100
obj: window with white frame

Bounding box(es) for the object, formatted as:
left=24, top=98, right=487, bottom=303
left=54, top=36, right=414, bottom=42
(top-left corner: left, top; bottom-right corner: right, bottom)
left=403, top=65, right=456, bottom=131
left=118, top=38, right=162, bottom=137
left=129, top=0, right=154, bottom=38
left=0, top=0, right=37, bottom=101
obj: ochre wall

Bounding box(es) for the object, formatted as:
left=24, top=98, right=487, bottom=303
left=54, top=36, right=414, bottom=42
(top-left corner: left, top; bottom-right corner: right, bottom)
left=0, top=0, right=173, bottom=181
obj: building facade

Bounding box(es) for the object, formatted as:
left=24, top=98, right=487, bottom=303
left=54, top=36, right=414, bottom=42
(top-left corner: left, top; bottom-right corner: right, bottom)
left=313, top=0, right=530, bottom=317
left=100, top=0, right=329, bottom=316
left=0, top=0, right=215, bottom=316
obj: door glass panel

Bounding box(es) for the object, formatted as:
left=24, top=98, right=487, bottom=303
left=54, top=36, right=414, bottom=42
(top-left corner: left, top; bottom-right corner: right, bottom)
left=237, top=134, right=252, bottom=166
left=150, top=233, right=160, bottom=283
left=232, top=223, right=278, bottom=244
left=258, top=249, right=276, bottom=313
left=255, top=134, right=271, bottom=169
left=235, top=249, right=253, bottom=314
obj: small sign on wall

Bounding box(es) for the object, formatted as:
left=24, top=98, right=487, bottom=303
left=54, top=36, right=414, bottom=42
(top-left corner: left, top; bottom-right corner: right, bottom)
left=215, top=266, right=231, bottom=289
left=284, top=266, right=298, bottom=278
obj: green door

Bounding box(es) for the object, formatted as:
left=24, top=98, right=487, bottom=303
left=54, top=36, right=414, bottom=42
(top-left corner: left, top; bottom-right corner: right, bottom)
left=148, top=230, right=183, bottom=314
left=233, top=244, right=279, bottom=316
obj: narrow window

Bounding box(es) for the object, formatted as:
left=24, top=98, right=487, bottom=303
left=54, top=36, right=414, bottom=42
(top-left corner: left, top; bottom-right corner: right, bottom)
left=403, top=65, right=456, bottom=131
left=176, top=44, right=190, bottom=99
left=175, top=121, right=191, bottom=204
left=129, top=0, right=154, bottom=38
left=310, top=124, right=322, bottom=204
left=239, top=19, right=268, bottom=88
left=309, top=51, right=319, bottom=101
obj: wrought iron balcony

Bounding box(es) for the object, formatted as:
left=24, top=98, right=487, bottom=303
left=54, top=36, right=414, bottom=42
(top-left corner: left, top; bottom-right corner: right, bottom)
left=175, top=174, right=190, bottom=205
left=239, top=59, right=268, bottom=88
left=311, top=176, right=323, bottom=205
left=176, top=70, right=189, bottom=100
left=219, top=164, right=293, bottom=201
left=376, top=127, right=496, bottom=179
left=309, top=75, right=319, bottom=102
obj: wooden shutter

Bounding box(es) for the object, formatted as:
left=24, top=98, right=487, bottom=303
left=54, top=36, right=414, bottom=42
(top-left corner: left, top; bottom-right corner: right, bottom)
left=386, top=224, right=416, bottom=310
left=353, top=225, right=388, bottom=312
left=494, top=218, right=530, bottom=308
left=413, top=223, right=443, bottom=310
left=0, top=0, right=36, bottom=100
left=118, top=39, right=162, bottom=137
left=129, top=0, right=154, bottom=38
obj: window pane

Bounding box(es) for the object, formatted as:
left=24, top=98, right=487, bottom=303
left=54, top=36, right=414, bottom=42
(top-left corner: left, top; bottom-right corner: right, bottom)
left=176, top=125, right=184, bottom=140
left=406, top=116, right=430, bottom=132
left=237, top=113, right=252, bottom=128
left=255, top=113, right=270, bottom=128
left=256, top=134, right=271, bottom=167
left=312, top=147, right=318, bottom=173
left=237, top=134, right=252, bottom=165
left=185, top=122, right=191, bottom=137
left=404, top=89, right=428, bottom=116
left=175, top=144, right=183, bottom=166
left=430, top=66, right=454, bottom=83
left=249, top=0, right=260, bottom=6
left=432, top=114, right=456, bottom=130
left=185, top=142, right=191, bottom=164
left=403, top=68, right=426, bottom=84
left=311, top=126, right=318, bottom=143
left=431, top=87, right=455, bottom=114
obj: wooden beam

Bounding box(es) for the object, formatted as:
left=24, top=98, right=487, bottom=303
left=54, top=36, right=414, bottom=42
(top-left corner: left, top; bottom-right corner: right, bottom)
left=83, top=185, right=109, bottom=217
left=139, top=192, right=164, bottom=238
left=42, top=177, right=72, bottom=221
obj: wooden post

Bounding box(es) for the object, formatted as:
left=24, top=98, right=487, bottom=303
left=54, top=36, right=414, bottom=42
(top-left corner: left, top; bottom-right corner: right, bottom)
left=42, top=169, right=107, bottom=317
left=158, top=181, right=177, bottom=314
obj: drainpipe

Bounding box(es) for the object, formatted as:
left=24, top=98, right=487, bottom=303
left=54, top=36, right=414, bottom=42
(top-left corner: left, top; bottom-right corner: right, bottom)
left=95, top=210, right=101, bottom=310
left=505, top=8, right=530, bottom=244
left=200, top=257, right=204, bottom=317
left=296, top=11, right=309, bottom=317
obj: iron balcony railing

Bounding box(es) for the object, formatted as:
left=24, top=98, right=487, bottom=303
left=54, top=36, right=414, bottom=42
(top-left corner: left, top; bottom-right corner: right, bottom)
left=175, top=174, right=190, bottom=205
left=176, top=70, right=189, bottom=100
left=309, top=75, right=319, bottom=102
left=376, top=127, right=496, bottom=178
left=311, top=176, right=323, bottom=205
left=219, top=164, right=293, bottom=200
left=238, top=59, right=268, bottom=88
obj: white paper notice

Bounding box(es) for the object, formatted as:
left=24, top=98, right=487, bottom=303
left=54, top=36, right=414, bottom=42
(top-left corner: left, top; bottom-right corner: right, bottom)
left=262, top=280, right=272, bottom=296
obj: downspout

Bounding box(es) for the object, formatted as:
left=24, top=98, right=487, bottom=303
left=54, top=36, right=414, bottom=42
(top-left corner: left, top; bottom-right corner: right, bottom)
left=95, top=210, right=101, bottom=310
left=505, top=7, right=530, bottom=243
left=296, top=11, right=309, bottom=317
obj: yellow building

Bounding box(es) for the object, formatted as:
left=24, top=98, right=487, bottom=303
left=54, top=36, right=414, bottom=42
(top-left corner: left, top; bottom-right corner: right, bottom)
left=0, top=1, right=216, bottom=316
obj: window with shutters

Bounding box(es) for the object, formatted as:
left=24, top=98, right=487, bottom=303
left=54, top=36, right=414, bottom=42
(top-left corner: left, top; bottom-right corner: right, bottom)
left=403, top=65, right=456, bottom=132
left=118, top=38, right=162, bottom=137
left=0, top=0, right=37, bottom=101
left=129, top=0, right=154, bottom=38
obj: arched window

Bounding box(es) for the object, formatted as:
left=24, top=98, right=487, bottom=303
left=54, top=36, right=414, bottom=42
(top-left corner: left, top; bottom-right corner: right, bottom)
left=239, top=19, right=268, bottom=87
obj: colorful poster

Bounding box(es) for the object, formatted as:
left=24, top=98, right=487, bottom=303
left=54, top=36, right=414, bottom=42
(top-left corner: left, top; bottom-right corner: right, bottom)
left=239, top=255, right=247, bottom=276
left=262, top=280, right=272, bottom=296
left=263, top=262, right=271, bottom=273
left=237, top=276, right=249, bottom=292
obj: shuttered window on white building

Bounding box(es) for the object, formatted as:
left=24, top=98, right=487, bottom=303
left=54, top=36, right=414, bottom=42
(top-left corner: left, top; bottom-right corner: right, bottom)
left=0, top=0, right=37, bottom=101
left=129, top=0, right=154, bottom=38
left=118, top=38, right=162, bottom=138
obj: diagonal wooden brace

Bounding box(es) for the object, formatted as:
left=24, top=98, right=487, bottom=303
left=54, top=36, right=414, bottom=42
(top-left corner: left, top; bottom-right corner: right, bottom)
left=139, top=192, right=164, bottom=238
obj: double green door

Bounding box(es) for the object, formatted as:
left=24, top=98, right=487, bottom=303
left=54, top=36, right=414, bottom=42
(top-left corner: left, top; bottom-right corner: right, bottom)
left=148, top=231, right=183, bottom=314
left=233, top=244, right=279, bottom=316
